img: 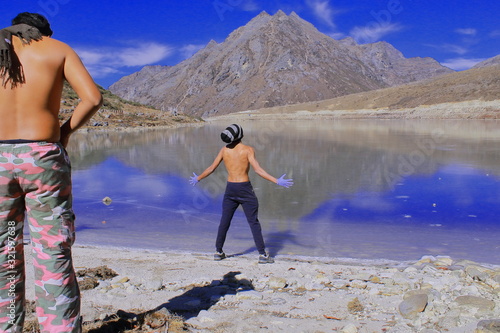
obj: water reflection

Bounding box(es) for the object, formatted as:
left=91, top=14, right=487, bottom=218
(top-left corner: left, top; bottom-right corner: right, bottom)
left=67, top=120, right=500, bottom=264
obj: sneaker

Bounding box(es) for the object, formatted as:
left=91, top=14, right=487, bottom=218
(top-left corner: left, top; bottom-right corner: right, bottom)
left=214, top=252, right=226, bottom=261
left=258, top=253, right=274, bottom=264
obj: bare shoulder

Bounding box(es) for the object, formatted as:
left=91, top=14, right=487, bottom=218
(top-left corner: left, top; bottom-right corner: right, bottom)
left=244, top=144, right=255, bottom=153
left=42, top=37, right=75, bottom=53
left=242, top=144, right=256, bottom=158
left=14, top=36, right=75, bottom=60
left=45, top=36, right=70, bottom=46
left=15, top=35, right=66, bottom=48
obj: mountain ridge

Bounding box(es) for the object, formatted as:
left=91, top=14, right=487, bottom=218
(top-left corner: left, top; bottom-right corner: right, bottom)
left=110, top=10, right=453, bottom=118
left=240, top=64, right=500, bottom=119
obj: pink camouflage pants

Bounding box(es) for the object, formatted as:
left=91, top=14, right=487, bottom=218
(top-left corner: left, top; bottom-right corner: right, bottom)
left=0, top=141, right=81, bottom=333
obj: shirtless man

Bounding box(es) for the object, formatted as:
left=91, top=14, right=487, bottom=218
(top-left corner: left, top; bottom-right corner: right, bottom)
left=190, top=124, right=293, bottom=264
left=0, top=13, right=102, bottom=332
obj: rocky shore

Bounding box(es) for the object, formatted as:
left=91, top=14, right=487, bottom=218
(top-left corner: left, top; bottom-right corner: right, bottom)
left=22, top=246, right=500, bottom=332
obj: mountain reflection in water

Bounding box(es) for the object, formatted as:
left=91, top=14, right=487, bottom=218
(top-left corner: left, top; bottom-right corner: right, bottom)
left=67, top=119, right=500, bottom=265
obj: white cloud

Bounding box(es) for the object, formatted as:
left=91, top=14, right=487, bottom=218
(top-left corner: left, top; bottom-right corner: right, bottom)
left=442, top=44, right=469, bottom=55
left=75, top=42, right=173, bottom=78
left=306, top=0, right=348, bottom=40
left=425, top=43, right=468, bottom=55
left=118, top=43, right=172, bottom=67
left=327, top=31, right=346, bottom=40
left=455, top=28, right=477, bottom=36
left=307, top=0, right=337, bottom=28
left=179, top=44, right=206, bottom=60
left=350, top=23, right=403, bottom=44
left=490, top=30, right=500, bottom=38
left=441, top=57, right=486, bottom=71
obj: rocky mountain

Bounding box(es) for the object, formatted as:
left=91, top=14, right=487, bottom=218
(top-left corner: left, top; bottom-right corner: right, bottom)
left=251, top=65, right=500, bottom=116
left=473, top=54, right=500, bottom=68
left=109, top=10, right=453, bottom=118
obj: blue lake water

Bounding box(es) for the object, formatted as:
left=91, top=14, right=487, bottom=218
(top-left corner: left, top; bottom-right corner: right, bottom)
left=67, top=119, right=500, bottom=265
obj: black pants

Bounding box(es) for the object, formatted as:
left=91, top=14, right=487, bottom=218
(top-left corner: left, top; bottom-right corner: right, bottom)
left=216, top=181, right=266, bottom=255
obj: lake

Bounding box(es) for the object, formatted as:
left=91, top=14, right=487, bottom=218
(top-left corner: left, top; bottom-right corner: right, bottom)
left=67, top=119, right=500, bottom=265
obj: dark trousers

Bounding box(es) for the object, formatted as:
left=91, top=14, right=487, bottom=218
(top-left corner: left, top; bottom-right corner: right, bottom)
left=216, top=181, right=266, bottom=255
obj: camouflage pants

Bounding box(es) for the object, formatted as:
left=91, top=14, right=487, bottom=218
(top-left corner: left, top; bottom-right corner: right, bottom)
left=0, top=142, right=81, bottom=333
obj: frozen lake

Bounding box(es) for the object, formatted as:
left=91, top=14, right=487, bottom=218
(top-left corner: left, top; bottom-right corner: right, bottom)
left=67, top=119, right=500, bottom=265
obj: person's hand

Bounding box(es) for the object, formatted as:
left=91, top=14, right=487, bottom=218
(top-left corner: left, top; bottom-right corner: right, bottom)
left=189, top=172, right=199, bottom=186
left=276, top=174, right=293, bottom=188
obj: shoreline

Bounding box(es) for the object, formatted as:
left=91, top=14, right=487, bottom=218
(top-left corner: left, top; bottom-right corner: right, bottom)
left=22, top=245, right=500, bottom=332
left=70, top=242, right=500, bottom=271
left=78, top=99, right=500, bottom=133
left=206, top=99, right=500, bottom=122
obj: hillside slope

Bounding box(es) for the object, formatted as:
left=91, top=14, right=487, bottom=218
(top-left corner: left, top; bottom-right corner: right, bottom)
left=246, top=65, right=500, bottom=118
left=60, top=83, right=196, bottom=130
left=110, top=11, right=452, bottom=118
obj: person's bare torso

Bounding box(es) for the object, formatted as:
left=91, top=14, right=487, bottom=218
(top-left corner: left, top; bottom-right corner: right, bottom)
left=0, top=36, right=67, bottom=141
left=222, top=143, right=252, bottom=182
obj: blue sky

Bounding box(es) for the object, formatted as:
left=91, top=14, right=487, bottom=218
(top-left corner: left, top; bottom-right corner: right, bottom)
left=4, top=0, right=499, bottom=88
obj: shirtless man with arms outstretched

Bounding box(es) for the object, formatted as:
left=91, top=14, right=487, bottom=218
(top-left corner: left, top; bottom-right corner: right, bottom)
left=0, top=12, right=102, bottom=333
left=190, top=124, right=293, bottom=264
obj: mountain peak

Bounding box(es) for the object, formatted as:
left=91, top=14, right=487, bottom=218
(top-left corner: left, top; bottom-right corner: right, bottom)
left=254, top=10, right=270, bottom=19
left=274, top=9, right=287, bottom=17
left=473, top=54, right=500, bottom=68
left=110, top=11, right=453, bottom=117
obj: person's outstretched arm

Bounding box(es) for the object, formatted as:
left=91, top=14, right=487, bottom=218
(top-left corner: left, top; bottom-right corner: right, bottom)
left=190, top=148, right=224, bottom=185
left=60, top=46, right=102, bottom=147
left=248, top=147, right=293, bottom=188
left=248, top=147, right=276, bottom=183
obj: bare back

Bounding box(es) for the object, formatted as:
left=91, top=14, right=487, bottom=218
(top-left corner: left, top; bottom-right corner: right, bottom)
left=196, top=140, right=278, bottom=184
left=0, top=36, right=100, bottom=142
left=222, top=143, right=252, bottom=182
left=222, top=142, right=277, bottom=184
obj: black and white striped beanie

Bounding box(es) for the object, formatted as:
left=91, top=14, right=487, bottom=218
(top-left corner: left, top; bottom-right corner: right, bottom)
left=221, top=124, right=244, bottom=143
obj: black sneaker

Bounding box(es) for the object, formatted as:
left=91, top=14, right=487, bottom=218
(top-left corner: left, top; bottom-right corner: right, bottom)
left=258, top=253, right=274, bottom=264
left=214, top=252, right=226, bottom=261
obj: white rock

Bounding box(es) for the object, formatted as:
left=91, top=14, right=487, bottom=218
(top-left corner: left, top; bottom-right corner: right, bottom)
left=465, top=266, right=489, bottom=282
left=350, top=280, right=367, bottom=289
left=403, top=266, right=419, bottom=274
left=418, top=255, right=437, bottom=264
left=350, top=273, right=372, bottom=281
left=476, top=319, right=500, bottom=332
left=332, top=279, right=349, bottom=289
left=399, top=294, right=428, bottom=319
left=236, top=290, right=263, bottom=300
left=305, top=282, right=324, bottom=291
left=434, top=256, right=453, bottom=266
left=341, top=323, right=358, bottom=333
left=454, top=295, right=496, bottom=311
left=268, top=276, right=287, bottom=289
left=197, top=310, right=216, bottom=323
left=314, top=273, right=330, bottom=284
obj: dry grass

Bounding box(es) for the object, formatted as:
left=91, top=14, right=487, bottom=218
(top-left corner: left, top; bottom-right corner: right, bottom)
left=251, top=65, right=500, bottom=118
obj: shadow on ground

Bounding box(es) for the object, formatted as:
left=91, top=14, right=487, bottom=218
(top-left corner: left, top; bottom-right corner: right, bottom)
left=80, top=271, right=254, bottom=333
